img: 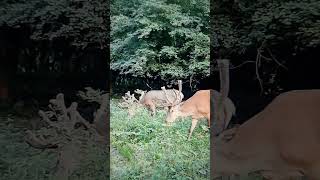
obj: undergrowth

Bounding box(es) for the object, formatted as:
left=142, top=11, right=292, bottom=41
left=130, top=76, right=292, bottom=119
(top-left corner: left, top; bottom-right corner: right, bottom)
left=110, top=99, right=210, bottom=180
left=0, top=112, right=108, bottom=180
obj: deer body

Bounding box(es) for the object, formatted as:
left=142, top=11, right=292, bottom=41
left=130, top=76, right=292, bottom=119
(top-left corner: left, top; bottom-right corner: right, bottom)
left=212, top=90, right=320, bottom=180
left=139, top=89, right=184, bottom=116
left=166, top=89, right=236, bottom=140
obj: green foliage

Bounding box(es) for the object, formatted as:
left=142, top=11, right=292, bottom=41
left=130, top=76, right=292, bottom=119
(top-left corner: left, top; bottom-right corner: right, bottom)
left=0, top=0, right=108, bottom=49
left=110, top=99, right=266, bottom=179
left=212, top=0, right=320, bottom=55
left=111, top=0, right=210, bottom=81
left=110, top=99, right=210, bottom=179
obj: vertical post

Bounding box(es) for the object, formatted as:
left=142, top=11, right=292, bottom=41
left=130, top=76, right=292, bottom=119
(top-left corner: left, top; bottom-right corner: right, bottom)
left=217, top=59, right=230, bottom=131
left=211, top=59, right=230, bottom=180
left=177, top=80, right=182, bottom=101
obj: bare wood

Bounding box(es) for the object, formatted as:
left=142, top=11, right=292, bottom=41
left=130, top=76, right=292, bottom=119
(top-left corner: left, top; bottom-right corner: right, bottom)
left=177, top=80, right=182, bottom=104
left=217, top=59, right=230, bottom=133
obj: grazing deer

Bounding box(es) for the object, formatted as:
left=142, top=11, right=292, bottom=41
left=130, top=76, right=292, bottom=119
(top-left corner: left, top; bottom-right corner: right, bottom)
left=165, top=89, right=236, bottom=140
left=211, top=59, right=320, bottom=180
left=212, top=90, right=320, bottom=180
left=137, top=80, right=184, bottom=116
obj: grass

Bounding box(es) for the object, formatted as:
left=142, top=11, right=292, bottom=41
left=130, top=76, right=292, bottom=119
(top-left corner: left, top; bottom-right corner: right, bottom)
left=0, top=111, right=108, bottom=180
left=110, top=99, right=210, bottom=180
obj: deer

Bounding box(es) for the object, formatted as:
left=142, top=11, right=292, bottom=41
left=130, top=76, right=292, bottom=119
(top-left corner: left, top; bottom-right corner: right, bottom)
left=211, top=59, right=320, bottom=180
left=164, top=89, right=236, bottom=140
left=137, top=80, right=184, bottom=116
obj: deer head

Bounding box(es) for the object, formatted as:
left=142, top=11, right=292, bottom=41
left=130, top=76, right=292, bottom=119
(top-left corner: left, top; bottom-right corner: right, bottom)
left=162, top=80, right=183, bottom=125
left=165, top=102, right=185, bottom=124
left=161, top=80, right=182, bottom=106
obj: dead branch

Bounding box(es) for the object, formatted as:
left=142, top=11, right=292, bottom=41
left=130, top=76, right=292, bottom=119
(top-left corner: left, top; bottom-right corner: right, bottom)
left=229, top=61, right=255, bottom=70
left=266, top=48, right=288, bottom=70
left=176, top=80, right=182, bottom=104
left=217, top=59, right=230, bottom=132
left=146, top=82, right=152, bottom=90
left=256, top=49, right=264, bottom=95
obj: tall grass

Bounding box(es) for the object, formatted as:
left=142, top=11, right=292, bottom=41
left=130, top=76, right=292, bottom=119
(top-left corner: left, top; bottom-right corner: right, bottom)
left=110, top=99, right=210, bottom=179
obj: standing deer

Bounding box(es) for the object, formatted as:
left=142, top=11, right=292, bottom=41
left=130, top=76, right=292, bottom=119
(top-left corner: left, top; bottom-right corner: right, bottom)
left=137, top=80, right=184, bottom=116
left=165, top=89, right=236, bottom=140
left=212, top=90, right=320, bottom=180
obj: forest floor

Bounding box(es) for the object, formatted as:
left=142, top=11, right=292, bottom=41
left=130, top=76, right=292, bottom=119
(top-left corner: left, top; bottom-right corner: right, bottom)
left=0, top=109, right=108, bottom=180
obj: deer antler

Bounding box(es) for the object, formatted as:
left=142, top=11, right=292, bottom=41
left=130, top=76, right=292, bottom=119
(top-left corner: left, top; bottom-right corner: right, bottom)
left=161, top=80, right=183, bottom=106
left=174, top=80, right=183, bottom=105
left=25, top=130, right=58, bottom=149
left=134, top=89, right=146, bottom=102
left=134, top=89, right=145, bottom=95
left=161, top=86, right=174, bottom=104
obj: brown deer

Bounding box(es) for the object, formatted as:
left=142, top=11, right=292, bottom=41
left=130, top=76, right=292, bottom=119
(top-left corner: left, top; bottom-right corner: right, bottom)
left=212, top=90, right=320, bottom=180
left=211, top=59, right=320, bottom=180
left=138, top=80, right=184, bottom=116
left=165, top=89, right=236, bottom=140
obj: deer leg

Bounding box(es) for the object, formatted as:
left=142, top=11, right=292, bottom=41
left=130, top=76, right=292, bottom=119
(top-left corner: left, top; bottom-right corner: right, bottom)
left=188, top=119, right=198, bottom=140
left=206, top=114, right=211, bottom=128
left=150, top=104, right=156, bottom=116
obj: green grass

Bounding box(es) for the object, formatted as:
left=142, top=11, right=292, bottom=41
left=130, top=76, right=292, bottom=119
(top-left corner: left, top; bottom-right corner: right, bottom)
left=110, top=99, right=210, bottom=180
left=0, top=112, right=108, bottom=180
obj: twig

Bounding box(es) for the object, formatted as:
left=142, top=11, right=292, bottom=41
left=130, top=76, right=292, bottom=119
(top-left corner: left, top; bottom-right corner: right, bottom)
left=146, top=82, right=152, bottom=90
left=256, top=48, right=264, bottom=95
left=266, top=48, right=288, bottom=70
left=229, top=61, right=256, bottom=70
left=260, top=55, right=272, bottom=61
left=189, top=74, right=194, bottom=91
left=211, top=60, right=255, bottom=72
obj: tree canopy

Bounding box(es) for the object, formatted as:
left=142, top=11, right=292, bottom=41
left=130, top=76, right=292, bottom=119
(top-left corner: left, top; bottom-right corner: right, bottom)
left=111, top=0, right=210, bottom=82
left=0, top=0, right=108, bottom=50
left=211, top=0, right=320, bottom=55
left=112, top=0, right=320, bottom=89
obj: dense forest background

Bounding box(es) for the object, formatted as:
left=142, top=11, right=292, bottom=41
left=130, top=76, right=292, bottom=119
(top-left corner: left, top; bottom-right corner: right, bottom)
left=0, top=0, right=109, bottom=109
left=1, top=0, right=319, bottom=112
left=111, top=0, right=320, bottom=122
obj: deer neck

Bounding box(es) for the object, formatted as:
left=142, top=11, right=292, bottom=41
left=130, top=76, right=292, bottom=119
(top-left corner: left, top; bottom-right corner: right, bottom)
left=177, top=103, right=193, bottom=118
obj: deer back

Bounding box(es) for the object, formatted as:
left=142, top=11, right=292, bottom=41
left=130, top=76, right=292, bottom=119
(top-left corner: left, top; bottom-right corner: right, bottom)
left=141, top=89, right=184, bottom=107
left=212, top=90, right=320, bottom=179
